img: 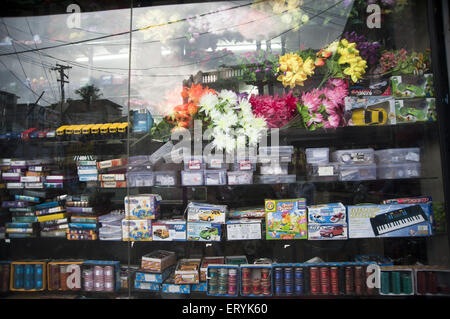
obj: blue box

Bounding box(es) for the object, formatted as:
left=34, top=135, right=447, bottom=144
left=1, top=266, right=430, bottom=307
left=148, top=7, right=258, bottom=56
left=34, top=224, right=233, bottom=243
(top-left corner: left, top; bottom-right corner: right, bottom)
left=308, top=203, right=347, bottom=224
left=162, top=276, right=191, bottom=294
left=134, top=281, right=160, bottom=291
left=187, top=222, right=221, bottom=241
left=134, top=265, right=175, bottom=283
left=348, top=203, right=433, bottom=238
left=191, top=282, right=207, bottom=292
left=132, top=108, right=153, bottom=133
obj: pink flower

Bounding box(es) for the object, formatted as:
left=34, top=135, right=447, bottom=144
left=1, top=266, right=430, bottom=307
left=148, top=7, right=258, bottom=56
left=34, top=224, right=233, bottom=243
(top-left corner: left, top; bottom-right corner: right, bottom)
left=307, top=112, right=323, bottom=126
left=327, top=113, right=341, bottom=128
left=302, top=89, right=321, bottom=112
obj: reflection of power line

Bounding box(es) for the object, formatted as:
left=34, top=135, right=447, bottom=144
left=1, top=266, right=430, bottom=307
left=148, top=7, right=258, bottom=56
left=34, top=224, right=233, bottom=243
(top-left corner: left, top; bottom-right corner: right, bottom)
left=0, top=59, right=52, bottom=104
left=0, top=0, right=266, bottom=57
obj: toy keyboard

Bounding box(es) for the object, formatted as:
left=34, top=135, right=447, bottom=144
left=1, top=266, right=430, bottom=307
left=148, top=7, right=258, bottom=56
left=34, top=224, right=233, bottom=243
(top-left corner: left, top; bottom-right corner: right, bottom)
left=370, top=205, right=428, bottom=236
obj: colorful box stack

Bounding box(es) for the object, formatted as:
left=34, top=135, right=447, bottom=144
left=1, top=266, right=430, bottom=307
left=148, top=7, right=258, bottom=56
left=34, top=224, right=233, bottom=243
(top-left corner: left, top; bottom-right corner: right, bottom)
left=75, top=155, right=98, bottom=183
left=4, top=197, right=38, bottom=238
left=97, top=158, right=127, bottom=188
left=122, top=194, right=161, bottom=241
left=66, top=195, right=98, bottom=240
left=135, top=250, right=177, bottom=292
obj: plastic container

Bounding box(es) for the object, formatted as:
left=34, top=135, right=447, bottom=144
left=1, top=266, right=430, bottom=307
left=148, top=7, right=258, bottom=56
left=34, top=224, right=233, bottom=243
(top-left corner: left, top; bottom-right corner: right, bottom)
left=260, top=163, right=289, bottom=175
left=204, top=170, right=227, bottom=185
left=258, top=146, right=294, bottom=163
left=154, top=171, right=178, bottom=186
left=375, top=148, right=420, bottom=164
left=305, top=148, right=330, bottom=164
left=227, top=171, right=253, bottom=185
left=233, top=156, right=257, bottom=171
left=205, top=155, right=229, bottom=170
left=256, top=174, right=296, bottom=184
left=127, top=171, right=154, bottom=187
left=181, top=170, right=204, bottom=186
left=332, top=148, right=375, bottom=164
left=306, top=163, right=339, bottom=181
left=338, top=164, right=377, bottom=181
left=377, top=163, right=421, bottom=179
left=183, top=155, right=205, bottom=170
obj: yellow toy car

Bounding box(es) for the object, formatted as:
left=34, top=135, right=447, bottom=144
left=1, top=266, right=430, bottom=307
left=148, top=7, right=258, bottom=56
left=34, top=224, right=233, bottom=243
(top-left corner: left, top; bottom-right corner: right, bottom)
left=352, top=107, right=388, bottom=126
left=198, top=210, right=222, bottom=222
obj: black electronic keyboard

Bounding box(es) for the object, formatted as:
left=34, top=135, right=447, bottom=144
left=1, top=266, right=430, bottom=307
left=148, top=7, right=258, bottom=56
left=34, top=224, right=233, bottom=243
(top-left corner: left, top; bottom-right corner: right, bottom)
left=370, top=205, right=428, bottom=236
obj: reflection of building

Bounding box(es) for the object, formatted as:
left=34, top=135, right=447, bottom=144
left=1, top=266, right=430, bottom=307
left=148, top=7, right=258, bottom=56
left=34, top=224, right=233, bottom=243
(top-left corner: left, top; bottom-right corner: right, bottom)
left=50, top=99, right=124, bottom=124
left=0, top=91, right=18, bottom=132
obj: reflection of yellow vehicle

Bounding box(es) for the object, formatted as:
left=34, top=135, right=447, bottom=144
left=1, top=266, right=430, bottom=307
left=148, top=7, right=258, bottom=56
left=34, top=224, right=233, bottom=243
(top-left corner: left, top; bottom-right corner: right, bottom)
left=90, top=124, right=103, bottom=135
left=100, top=123, right=112, bottom=134
left=109, top=123, right=121, bottom=134
left=352, top=108, right=387, bottom=126
left=56, top=125, right=69, bottom=136
left=73, top=125, right=83, bottom=136
left=199, top=210, right=222, bottom=222
left=82, top=124, right=95, bottom=135
left=65, top=125, right=75, bottom=135
left=118, top=122, right=128, bottom=134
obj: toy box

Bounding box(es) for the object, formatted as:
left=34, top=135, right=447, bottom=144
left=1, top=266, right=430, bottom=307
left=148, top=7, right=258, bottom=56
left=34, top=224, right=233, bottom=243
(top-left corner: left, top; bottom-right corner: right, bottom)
left=390, top=74, right=434, bottom=98
left=134, top=280, right=160, bottom=291
left=226, top=219, right=263, bottom=240
left=122, top=219, right=152, bottom=241
left=347, top=74, right=391, bottom=96
left=347, top=203, right=433, bottom=238
left=47, top=260, right=84, bottom=291
left=308, top=224, right=348, bottom=240
left=191, top=282, right=208, bottom=292
left=187, top=222, right=222, bottom=241
left=265, top=199, right=307, bottom=240
left=240, top=264, right=272, bottom=297
left=151, top=220, right=186, bottom=241
left=141, top=250, right=176, bottom=273
left=207, top=265, right=239, bottom=297
left=134, top=265, right=175, bottom=284
left=382, top=196, right=431, bottom=205
left=174, top=259, right=201, bottom=284
left=227, top=208, right=265, bottom=219
left=186, top=202, right=227, bottom=224
left=305, top=148, right=330, bottom=164
left=200, top=257, right=225, bottom=282
left=379, top=266, right=415, bottom=296
left=82, top=260, right=121, bottom=292
left=162, top=275, right=191, bottom=294
left=124, top=194, right=161, bottom=220
left=308, top=203, right=346, bottom=224
left=344, top=96, right=396, bottom=126
left=10, top=261, right=46, bottom=291
left=394, top=98, right=436, bottom=123
left=97, top=158, right=127, bottom=170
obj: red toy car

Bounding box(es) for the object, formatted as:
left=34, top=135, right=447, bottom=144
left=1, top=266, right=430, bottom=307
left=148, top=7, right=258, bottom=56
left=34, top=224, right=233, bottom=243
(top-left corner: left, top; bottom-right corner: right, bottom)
left=330, top=212, right=345, bottom=223
left=320, top=225, right=345, bottom=238
left=21, top=128, right=38, bottom=140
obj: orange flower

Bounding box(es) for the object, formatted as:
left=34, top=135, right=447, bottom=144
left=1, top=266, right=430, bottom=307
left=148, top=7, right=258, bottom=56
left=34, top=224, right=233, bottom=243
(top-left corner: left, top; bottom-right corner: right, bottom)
left=187, top=103, right=198, bottom=116
left=315, top=58, right=325, bottom=67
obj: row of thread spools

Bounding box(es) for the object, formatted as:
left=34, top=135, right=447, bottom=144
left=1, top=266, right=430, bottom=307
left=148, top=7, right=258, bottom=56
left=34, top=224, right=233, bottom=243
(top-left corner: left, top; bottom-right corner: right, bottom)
left=274, top=265, right=376, bottom=296
left=48, top=264, right=115, bottom=292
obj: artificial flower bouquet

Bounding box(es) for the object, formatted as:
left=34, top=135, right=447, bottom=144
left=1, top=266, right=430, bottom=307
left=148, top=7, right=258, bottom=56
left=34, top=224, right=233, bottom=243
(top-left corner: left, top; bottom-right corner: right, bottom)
left=296, top=79, right=348, bottom=130
left=249, top=91, right=298, bottom=128
left=237, top=50, right=279, bottom=84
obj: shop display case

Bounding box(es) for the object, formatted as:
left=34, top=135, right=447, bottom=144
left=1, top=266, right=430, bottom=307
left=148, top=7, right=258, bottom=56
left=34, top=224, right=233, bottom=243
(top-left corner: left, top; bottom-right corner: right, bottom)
left=0, top=0, right=449, bottom=300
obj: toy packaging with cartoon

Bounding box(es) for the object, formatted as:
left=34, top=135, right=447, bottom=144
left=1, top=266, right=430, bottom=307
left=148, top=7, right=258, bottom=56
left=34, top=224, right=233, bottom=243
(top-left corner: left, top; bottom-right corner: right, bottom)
left=394, top=98, right=436, bottom=123
left=265, top=199, right=307, bottom=240
left=347, top=203, right=433, bottom=238
left=151, top=220, right=186, bottom=241
left=390, top=74, right=434, bottom=98
left=187, top=222, right=221, bottom=241
left=124, top=194, right=161, bottom=220
left=121, top=219, right=152, bottom=241
left=186, top=202, right=227, bottom=224
left=308, top=203, right=348, bottom=240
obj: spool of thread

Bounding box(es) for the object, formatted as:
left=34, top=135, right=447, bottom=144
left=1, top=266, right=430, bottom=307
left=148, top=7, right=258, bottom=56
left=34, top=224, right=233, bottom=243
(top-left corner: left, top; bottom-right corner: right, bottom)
left=428, top=271, right=438, bottom=294
left=310, top=267, right=319, bottom=295
left=401, top=272, right=412, bottom=295
left=14, top=265, right=24, bottom=289
left=320, top=267, right=330, bottom=295
left=94, top=266, right=105, bottom=292
left=104, top=266, right=114, bottom=292
left=381, top=271, right=390, bottom=295
left=417, top=271, right=427, bottom=294
left=24, top=264, right=34, bottom=290
left=0, top=265, right=9, bottom=292
left=345, top=266, right=354, bottom=295
left=34, top=264, right=43, bottom=290
left=50, top=264, right=60, bottom=290
left=295, top=267, right=304, bottom=295
left=391, top=272, right=401, bottom=294
left=354, top=266, right=363, bottom=295
left=60, top=265, right=68, bottom=291
left=330, top=266, right=339, bottom=295
left=83, top=268, right=94, bottom=292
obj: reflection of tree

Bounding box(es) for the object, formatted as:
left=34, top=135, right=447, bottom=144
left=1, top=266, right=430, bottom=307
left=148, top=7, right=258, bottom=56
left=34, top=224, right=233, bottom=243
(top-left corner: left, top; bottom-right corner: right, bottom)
left=74, top=84, right=103, bottom=107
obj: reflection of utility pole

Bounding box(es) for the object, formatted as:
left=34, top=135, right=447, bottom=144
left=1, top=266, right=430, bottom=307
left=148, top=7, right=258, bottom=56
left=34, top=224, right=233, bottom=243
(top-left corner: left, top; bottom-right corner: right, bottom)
left=51, top=63, right=72, bottom=124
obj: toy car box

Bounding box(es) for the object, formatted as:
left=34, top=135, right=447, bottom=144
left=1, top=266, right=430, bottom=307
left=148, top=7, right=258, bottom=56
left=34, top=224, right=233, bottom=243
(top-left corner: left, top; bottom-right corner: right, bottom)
left=200, top=257, right=225, bottom=282
left=124, top=194, right=161, bottom=220
left=390, top=74, right=434, bottom=98
left=308, top=203, right=346, bottom=224
left=174, top=259, right=201, bottom=284
left=344, top=96, right=396, bottom=126
left=308, top=224, right=348, bottom=240
left=226, top=219, right=263, bottom=240
left=347, top=203, right=433, bottom=238
left=186, top=202, right=227, bottom=224
left=122, top=219, right=152, bottom=241
left=141, top=250, right=176, bottom=273
left=187, top=222, right=222, bottom=241
left=151, top=220, right=186, bottom=241
left=347, top=74, right=391, bottom=96
left=265, top=199, right=307, bottom=240
left=394, top=98, right=436, bottom=123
